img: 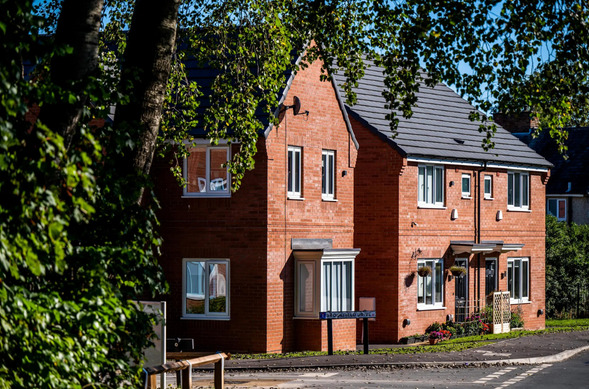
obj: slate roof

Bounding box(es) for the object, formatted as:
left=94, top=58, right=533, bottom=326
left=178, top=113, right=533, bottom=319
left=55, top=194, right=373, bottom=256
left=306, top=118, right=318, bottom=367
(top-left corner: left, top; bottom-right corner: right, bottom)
left=333, top=61, right=551, bottom=169
left=517, top=128, right=589, bottom=195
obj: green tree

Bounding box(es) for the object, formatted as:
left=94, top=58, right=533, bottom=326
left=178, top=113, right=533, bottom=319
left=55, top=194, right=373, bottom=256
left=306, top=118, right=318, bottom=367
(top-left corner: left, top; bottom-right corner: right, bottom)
left=2, top=0, right=589, bottom=387
left=546, top=215, right=589, bottom=318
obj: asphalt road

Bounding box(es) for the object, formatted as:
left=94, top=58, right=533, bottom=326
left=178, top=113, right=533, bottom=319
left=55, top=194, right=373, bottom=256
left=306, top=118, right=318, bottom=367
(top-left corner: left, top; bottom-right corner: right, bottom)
left=185, top=350, right=589, bottom=388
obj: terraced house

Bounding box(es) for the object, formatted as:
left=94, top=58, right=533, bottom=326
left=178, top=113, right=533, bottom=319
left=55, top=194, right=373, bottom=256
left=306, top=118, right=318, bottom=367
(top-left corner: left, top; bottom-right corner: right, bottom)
left=152, top=57, right=552, bottom=352
left=334, top=61, right=552, bottom=342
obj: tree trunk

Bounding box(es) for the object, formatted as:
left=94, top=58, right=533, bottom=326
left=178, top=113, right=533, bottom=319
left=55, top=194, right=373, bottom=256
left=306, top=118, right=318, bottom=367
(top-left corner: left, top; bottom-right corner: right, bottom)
left=39, top=0, right=103, bottom=150
left=114, top=0, right=181, bottom=178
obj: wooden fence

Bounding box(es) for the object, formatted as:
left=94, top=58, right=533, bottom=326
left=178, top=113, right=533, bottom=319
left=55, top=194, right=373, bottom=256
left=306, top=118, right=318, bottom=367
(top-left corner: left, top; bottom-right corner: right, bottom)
left=143, top=352, right=229, bottom=389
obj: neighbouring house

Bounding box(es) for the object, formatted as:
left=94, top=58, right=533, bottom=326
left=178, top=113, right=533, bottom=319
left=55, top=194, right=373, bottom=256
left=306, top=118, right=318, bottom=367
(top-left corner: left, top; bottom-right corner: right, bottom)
left=512, top=127, right=589, bottom=225
left=333, top=62, right=552, bottom=342
left=152, top=54, right=361, bottom=353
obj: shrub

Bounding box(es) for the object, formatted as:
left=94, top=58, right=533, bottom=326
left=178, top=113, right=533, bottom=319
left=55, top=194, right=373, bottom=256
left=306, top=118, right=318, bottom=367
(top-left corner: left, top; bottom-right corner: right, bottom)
left=511, top=306, right=525, bottom=328
left=425, top=321, right=442, bottom=333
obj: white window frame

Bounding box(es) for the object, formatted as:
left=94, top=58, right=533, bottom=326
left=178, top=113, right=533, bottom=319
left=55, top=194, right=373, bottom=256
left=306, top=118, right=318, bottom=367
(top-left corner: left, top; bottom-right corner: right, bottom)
left=182, top=258, right=230, bottom=319
left=417, top=258, right=444, bottom=309
left=484, top=175, right=493, bottom=199
left=507, top=171, right=529, bottom=210
left=320, top=259, right=354, bottom=313
left=183, top=146, right=230, bottom=197
left=418, top=165, right=445, bottom=207
left=322, top=150, right=336, bottom=200
left=507, top=257, right=529, bottom=303
left=547, top=198, right=567, bottom=221
left=295, top=260, right=319, bottom=317
left=287, top=146, right=302, bottom=199
left=461, top=173, right=471, bottom=198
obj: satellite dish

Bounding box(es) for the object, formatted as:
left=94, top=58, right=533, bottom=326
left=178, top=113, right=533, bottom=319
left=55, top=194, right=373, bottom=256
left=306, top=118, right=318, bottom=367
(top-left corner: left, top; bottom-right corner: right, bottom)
left=292, top=96, right=301, bottom=115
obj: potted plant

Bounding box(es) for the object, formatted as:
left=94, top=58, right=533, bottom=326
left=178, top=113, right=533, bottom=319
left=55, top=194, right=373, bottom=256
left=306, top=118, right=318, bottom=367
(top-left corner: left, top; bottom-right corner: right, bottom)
left=449, top=265, right=467, bottom=277
left=428, top=331, right=444, bottom=344
left=417, top=266, right=432, bottom=277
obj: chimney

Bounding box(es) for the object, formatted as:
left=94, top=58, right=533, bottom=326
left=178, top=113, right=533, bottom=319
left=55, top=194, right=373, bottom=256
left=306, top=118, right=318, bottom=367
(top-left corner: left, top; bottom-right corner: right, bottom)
left=493, top=112, right=538, bottom=134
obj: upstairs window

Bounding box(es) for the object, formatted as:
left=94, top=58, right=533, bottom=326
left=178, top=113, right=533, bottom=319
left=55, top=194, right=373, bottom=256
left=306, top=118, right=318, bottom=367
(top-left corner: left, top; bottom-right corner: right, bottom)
left=418, top=165, right=444, bottom=207
left=322, top=150, right=336, bottom=200
left=288, top=146, right=302, bottom=199
left=484, top=175, right=493, bottom=199
left=507, top=172, right=529, bottom=210
left=547, top=198, right=566, bottom=221
left=461, top=174, right=471, bottom=198
left=184, top=146, right=230, bottom=197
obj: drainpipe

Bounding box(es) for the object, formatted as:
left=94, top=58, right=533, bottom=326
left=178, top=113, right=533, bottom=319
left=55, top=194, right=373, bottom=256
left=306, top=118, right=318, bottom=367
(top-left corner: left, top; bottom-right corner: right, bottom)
left=476, top=161, right=488, bottom=312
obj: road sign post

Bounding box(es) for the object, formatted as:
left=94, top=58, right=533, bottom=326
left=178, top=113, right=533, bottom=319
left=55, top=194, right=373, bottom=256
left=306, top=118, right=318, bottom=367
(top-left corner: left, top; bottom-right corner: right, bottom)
left=319, top=311, right=376, bottom=355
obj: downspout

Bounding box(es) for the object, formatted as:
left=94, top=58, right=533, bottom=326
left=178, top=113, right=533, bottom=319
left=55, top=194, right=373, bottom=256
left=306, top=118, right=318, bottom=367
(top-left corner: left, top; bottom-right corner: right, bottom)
left=476, top=161, right=488, bottom=312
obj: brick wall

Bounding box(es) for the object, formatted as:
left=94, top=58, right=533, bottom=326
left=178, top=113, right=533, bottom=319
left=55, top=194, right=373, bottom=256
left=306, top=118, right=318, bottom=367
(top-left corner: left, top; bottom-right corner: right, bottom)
left=494, top=112, right=539, bottom=133
left=264, top=56, right=357, bottom=353
left=152, top=144, right=270, bottom=353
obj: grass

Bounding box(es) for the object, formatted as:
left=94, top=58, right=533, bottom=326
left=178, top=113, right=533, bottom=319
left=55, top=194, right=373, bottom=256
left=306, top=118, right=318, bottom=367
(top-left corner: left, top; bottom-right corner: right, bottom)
left=546, top=318, right=589, bottom=328
left=231, top=318, right=589, bottom=361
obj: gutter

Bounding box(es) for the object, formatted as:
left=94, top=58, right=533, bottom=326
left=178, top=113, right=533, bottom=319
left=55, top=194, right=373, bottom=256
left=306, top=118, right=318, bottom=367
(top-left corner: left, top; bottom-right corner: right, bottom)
left=475, top=161, right=488, bottom=311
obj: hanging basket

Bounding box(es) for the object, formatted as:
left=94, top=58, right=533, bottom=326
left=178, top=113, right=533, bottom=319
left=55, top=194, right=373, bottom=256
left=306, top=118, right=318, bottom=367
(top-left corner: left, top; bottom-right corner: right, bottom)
left=417, top=266, right=432, bottom=277
left=449, top=265, right=467, bottom=277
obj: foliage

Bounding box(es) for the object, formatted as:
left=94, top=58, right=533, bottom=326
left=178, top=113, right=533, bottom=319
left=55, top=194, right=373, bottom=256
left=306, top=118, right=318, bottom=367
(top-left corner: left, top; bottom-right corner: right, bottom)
left=417, top=266, right=432, bottom=277
left=0, top=1, right=166, bottom=387
left=427, top=315, right=491, bottom=340
left=546, top=318, right=589, bottom=328
left=510, top=306, right=525, bottom=328
left=449, top=265, right=467, bottom=276
left=429, top=330, right=451, bottom=340
left=546, top=215, right=589, bottom=318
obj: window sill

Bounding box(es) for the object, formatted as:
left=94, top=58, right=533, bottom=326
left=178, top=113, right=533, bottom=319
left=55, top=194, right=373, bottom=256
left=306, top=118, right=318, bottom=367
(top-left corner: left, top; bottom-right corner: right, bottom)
left=322, top=198, right=338, bottom=202
left=181, top=315, right=231, bottom=321
left=510, top=300, right=531, bottom=305
left=461, top=195, right=472, bottom=200
left=507, top=207, right=531, bottom=213
left=293, top=315, right=320, bottom=320
left=418, top=204, right=447, bottom=210
left=287, top=196, right=305, bottom=201
left=182, top=193, right=231, bottom=199
left=484, top=197, right=494, bottom=201
left=417, top=306, right=446, bottom=311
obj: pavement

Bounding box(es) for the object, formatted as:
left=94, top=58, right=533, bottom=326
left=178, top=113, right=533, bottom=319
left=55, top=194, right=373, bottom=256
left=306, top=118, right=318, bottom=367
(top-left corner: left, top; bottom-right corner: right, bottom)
left=196, top=330, right=589, bottom=371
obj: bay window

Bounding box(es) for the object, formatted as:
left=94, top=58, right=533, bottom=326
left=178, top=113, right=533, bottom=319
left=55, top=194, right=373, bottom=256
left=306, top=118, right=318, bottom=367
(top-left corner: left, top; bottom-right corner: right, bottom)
left=294, top=249, right=360, bottom=317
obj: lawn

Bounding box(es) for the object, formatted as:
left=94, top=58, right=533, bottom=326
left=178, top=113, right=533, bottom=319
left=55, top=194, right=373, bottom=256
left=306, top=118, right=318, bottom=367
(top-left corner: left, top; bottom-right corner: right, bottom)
left=545, top=318, right=589, bottom=328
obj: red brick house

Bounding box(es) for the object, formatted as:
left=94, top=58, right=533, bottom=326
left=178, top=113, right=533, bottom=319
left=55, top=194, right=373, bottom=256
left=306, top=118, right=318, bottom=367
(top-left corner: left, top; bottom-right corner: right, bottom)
left=334, top=62, right=552, bottom=342
left=152, top=56, right=361, bottom=353
left=153, top=55, right=552, bottom=352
